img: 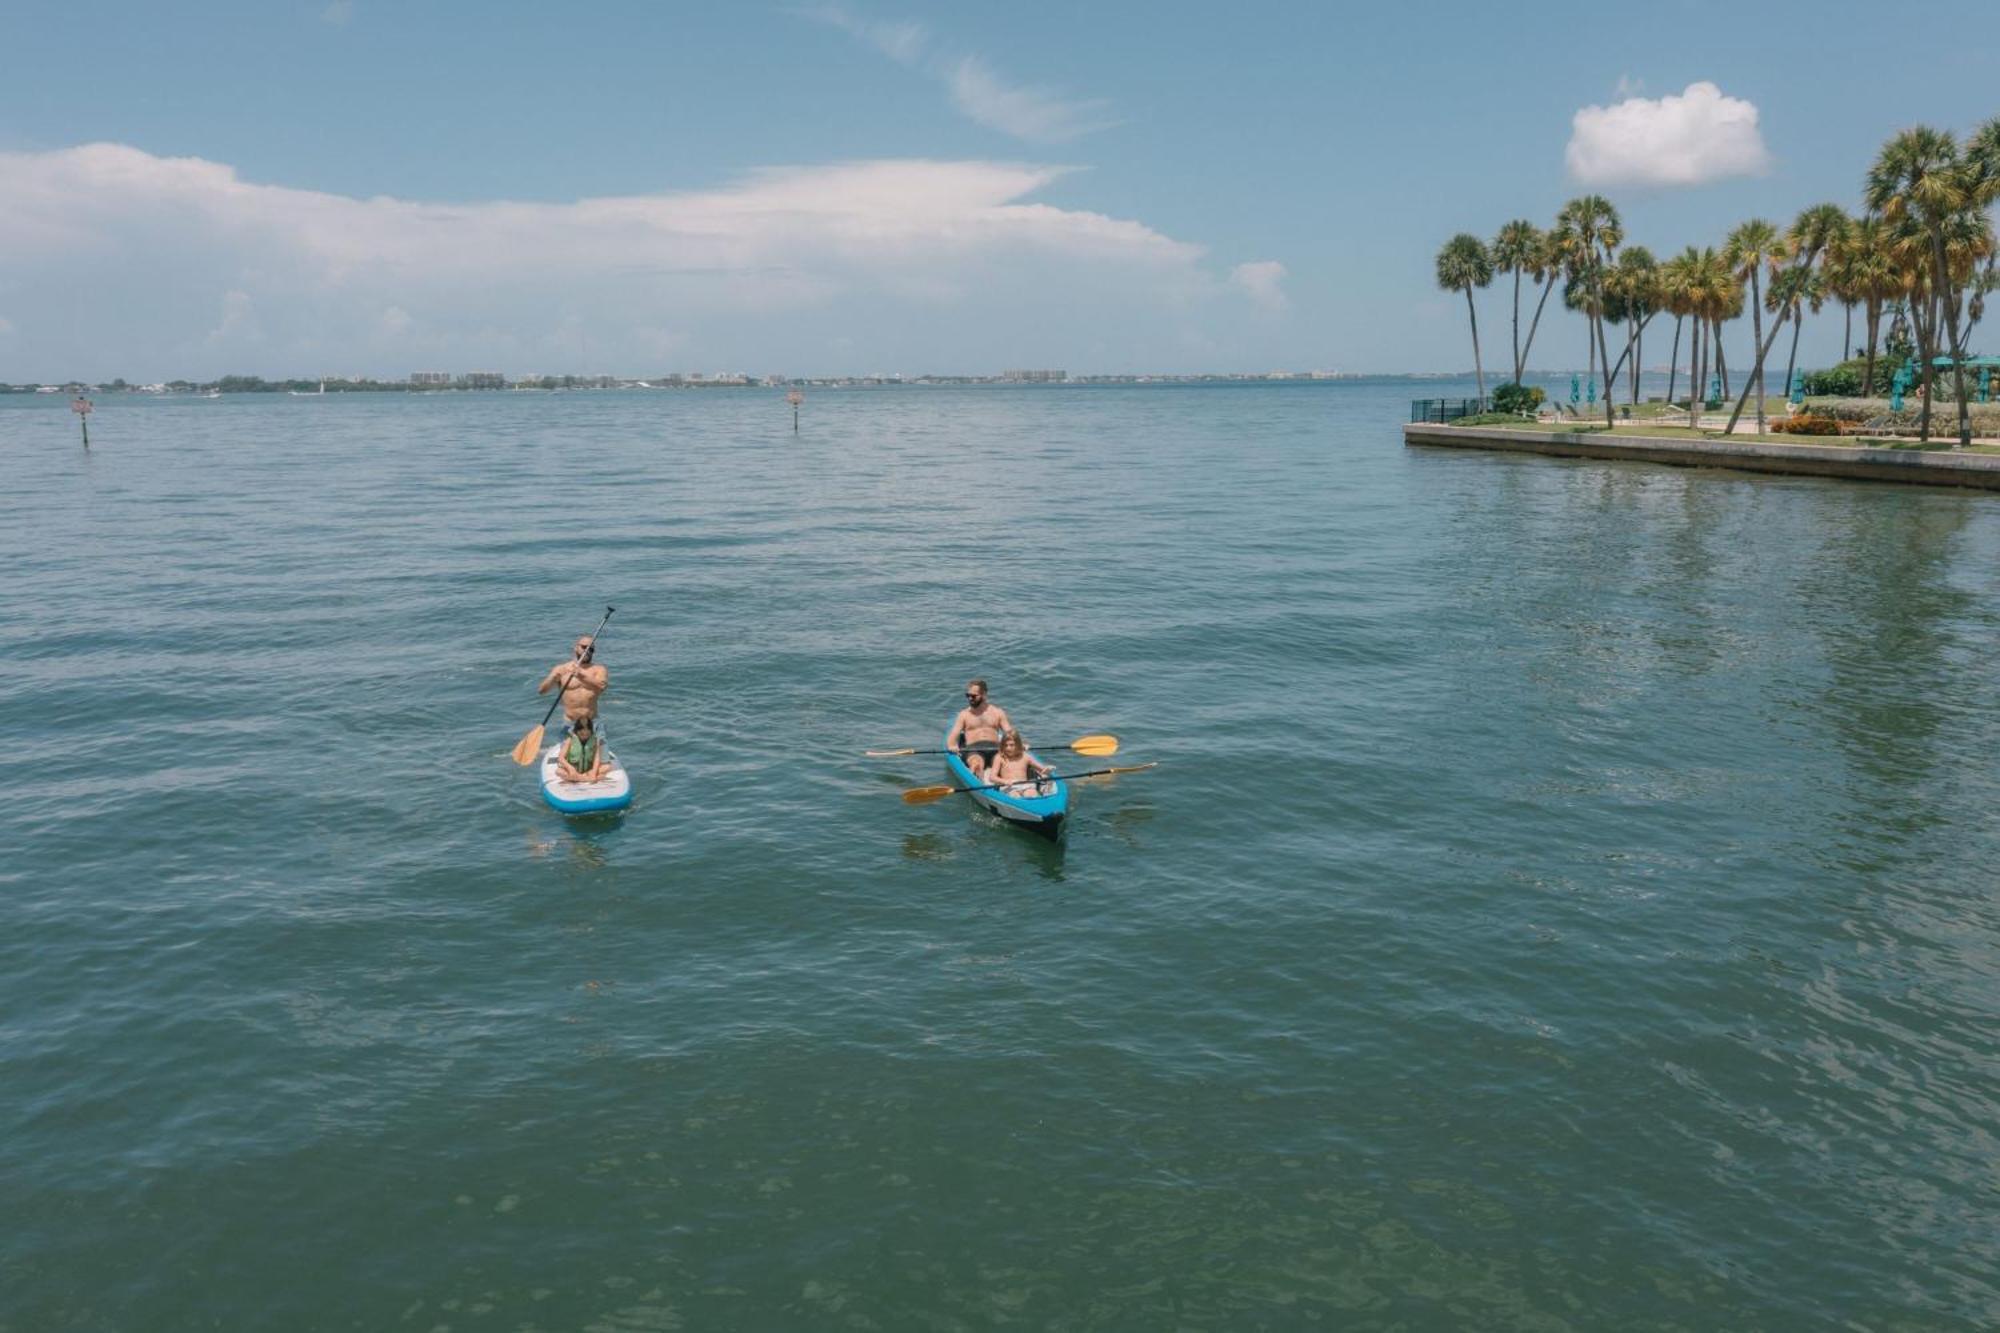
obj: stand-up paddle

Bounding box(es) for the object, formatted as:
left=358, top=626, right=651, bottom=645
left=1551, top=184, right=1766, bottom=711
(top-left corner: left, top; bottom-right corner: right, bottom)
left=901, top=762, right=1158, bottom=805
left=512, top=606, right=614, bottom=765
left=866, top=734, right=1118, bottom=759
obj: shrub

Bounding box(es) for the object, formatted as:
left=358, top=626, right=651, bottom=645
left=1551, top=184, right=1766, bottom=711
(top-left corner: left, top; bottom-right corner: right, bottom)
left=1770, top=414, right=1844, bottom=435
left=1802, top=397, right=1893, bottom=422
left=1801, top=355, right=1907, bottom=398
left=1491, top=382, right=1546, bottom=415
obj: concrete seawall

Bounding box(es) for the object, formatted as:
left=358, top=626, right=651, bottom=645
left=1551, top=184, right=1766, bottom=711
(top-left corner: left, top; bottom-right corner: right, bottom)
left=1403, top=423, right=2000, bottom=491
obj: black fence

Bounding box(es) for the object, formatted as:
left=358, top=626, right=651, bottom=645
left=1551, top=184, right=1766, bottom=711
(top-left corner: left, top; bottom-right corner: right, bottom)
left=1410, top=397, right=1490, bottom=423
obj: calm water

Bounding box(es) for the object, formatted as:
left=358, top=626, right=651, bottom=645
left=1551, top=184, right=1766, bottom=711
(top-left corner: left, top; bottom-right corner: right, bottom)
left=4, top=382, right=1998, bottom=1329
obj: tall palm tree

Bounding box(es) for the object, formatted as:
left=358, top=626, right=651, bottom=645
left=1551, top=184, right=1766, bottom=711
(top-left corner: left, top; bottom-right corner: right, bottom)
left=1610, top=247, right=1659, bottom=404
left=1658, top=248, right=1699, bottom=409
left=1842, top=217, right=1900, bottom=394
left=1766, top=265, right=1824, bottom=404
left=1436, top=233, right=1495, bottom=399
left=1517, top=226, right=1564, bottom=383
left=1555, top=195, right=1623, bottom=428
left=1722, top=219, right=1781, bottom=433
left=1491, top=220, right=1543, bottom=386
left=1724, top=204, right=1849, bottom=436
left=1867, top=127, right=1975, bottom=445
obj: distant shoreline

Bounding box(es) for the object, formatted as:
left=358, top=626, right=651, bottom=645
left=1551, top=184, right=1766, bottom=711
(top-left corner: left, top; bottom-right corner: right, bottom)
left=5, top=370, right=1620, bottom=396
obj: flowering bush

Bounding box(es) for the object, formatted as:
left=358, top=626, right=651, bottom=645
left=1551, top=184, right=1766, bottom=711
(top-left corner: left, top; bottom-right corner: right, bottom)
left=1770, top=414, right=1844, bottom=435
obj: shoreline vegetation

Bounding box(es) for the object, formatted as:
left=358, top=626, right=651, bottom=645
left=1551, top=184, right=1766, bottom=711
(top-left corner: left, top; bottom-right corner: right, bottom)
left=1437, top=117, right=2000, bottom=447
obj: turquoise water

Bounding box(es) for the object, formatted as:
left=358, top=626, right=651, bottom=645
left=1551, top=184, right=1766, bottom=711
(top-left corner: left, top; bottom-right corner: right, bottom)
left=5, top=382, right=1998, bottom=1329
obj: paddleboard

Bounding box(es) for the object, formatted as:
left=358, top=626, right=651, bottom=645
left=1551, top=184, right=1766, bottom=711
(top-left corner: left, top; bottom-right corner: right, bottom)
left=539, top=741, right=633, bottom=815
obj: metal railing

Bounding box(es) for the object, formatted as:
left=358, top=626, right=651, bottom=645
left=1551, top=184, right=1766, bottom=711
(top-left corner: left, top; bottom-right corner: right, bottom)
left=1410, top=397, right=1490, bottom=423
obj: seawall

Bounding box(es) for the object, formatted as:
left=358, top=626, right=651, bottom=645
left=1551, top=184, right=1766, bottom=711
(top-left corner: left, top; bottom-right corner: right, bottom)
left=1402, top=423, right=2000, bottom=491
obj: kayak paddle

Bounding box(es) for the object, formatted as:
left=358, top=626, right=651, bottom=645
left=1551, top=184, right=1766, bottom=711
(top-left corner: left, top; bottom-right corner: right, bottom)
left=901, top=762, right=1158, bottom=805
left=866, top=733, right=1118, bottom=759
left=511, top=605, right=614, bottom=765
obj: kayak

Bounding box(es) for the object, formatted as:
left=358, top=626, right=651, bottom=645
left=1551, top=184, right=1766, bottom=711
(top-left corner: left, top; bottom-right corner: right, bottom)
left=539, top=740, right=633, bottom=815
left=942, top=726, right=1068, bottom=840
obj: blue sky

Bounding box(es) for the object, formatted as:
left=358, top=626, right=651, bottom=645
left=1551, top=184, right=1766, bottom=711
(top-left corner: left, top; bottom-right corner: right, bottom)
left=2, top=0, right=1995, bottom=379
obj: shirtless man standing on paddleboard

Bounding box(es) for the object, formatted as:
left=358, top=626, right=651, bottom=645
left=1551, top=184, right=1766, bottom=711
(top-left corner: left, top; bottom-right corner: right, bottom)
left=947, top=678, right=1013, bottom=778
left=537, top=634, right=608, bottom=725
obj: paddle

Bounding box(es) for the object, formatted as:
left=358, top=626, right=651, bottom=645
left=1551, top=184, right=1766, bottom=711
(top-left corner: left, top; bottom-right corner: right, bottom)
left=866, top=734, right=1118, bottom=759
left=511, top=605, right=614, bottom=765
left=901, top=762, right=1158, bottom=805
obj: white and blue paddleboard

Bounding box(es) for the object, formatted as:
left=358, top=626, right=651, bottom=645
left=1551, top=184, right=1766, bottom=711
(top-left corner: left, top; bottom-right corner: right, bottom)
left=539, top=740, right=633, bottom=815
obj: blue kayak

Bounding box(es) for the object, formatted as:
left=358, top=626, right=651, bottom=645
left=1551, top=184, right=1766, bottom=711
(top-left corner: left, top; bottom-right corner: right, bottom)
left=943, top=726, right=1069, bottom=840
left=539, top=738, right=633, bottom=815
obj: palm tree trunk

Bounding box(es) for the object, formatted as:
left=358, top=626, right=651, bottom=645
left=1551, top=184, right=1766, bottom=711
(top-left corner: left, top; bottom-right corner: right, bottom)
left=1510, top=267, right=1523, bottom=384
left=1843, top=302, right=1853, bottom=360
left=1465, top=286, right=1485, bottom=400
left=1726, top=298, right=1797, bottom=436
left=1596, top=310, right=1616, bottom=428
left=1932, top=229, right=1971, bottom=446
left=1918, top=289, right=1937, bottom=442
left=1667, top=315, right=1682, bottom=407
left=1863, top=300, right=1880, bottom=396
left=1750, top=269, right=1766, bottom=434
left=1716, top=320, right=1730, bottom=402
left=1633, top=319, right=1644, bottom=404
left=1520, top=271, right=1557, bottom=377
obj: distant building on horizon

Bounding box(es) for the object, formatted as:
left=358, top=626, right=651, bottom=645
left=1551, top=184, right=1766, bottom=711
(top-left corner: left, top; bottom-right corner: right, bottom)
left=410, top=371, right=451, bottom=387
left=461, top=371, right=504, bottom=390
left=1001, top=368, right=1066, bottom=383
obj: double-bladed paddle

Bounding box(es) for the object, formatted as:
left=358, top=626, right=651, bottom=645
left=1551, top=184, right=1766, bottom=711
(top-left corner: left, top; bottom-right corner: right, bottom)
left=866, top=733, right=1118, bottom=759
left=511, top=605, right=614, bottom=765
left=901, top=762, right=1158, bottom=805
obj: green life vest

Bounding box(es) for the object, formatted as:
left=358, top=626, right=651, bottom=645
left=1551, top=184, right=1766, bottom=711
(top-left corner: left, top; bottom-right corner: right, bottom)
left=564, top=733, right=598, bottom=771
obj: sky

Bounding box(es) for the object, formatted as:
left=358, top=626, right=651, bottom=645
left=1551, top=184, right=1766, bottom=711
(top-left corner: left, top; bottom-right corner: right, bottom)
left=1, top=0, right=1995, bottom=381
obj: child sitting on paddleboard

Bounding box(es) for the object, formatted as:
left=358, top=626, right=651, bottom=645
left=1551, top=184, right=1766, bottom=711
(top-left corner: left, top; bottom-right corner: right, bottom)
left=555, top=715, right=608, bottom=783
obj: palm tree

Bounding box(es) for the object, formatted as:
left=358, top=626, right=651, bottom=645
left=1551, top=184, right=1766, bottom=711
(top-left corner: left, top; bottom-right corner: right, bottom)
left=1766, top=264, right=1824, bottom=404
left=1658, top=249, right=1699, bottom=409
left=1610, top=247, right=1659, bottom=404
left=1842, top=217, right=1900, bottom=394
left=1724, top=204, right=1849, bottom=436
left=1436, top=233, right=1495, bottom=399
left=1516, top=226, right=1564, bottom=383
left=1722, top=220, right=1780, bottom=433
left=1491, top=220, right=1544, bottom=386
left=1867, top=127, right=1976, bottom=445
left=1555, top=195, right=1623, bottom=428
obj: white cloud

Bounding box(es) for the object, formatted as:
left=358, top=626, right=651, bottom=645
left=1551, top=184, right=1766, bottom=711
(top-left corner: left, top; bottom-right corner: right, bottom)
left=0, top=142, right=1257, bottom=376
left=801, top=7, right=1114, bottom=143
left=947, top=57, right=1115, bottom=144
left=1230, top=260, right=1287, bottom=310
left=1565, top=81, right=1771, bottom=187
left=321, top=0, right=353, bottom=26
left=794, top=4, right=925, bottom=64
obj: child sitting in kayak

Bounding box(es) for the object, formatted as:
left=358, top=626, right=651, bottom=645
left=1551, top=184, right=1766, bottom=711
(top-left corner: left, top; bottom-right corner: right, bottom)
left=555, top=715, right=609, bottom=783
left=984, top=732, right=1052, bottom=794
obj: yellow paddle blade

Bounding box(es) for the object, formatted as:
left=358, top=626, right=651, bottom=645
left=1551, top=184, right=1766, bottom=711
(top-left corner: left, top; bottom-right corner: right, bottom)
left=510, top=724, right=546, bottom=766
left=864, top=747, right=918, bottom=758
left=1079, top=761, right=1158, bottom=779
left=1067, top=734, right=1118, bottom=756
left=901, top=784, right=958, bottom=805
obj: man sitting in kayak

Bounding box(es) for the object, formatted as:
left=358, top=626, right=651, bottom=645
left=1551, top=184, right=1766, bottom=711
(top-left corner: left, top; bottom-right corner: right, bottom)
left=537, top=633, right=608, bottom=725
left=554, top=715, right=608, bottom=783
left=948, top=678, right=1013, bottom=777
left=985, top=732, right=1052, bottom=794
